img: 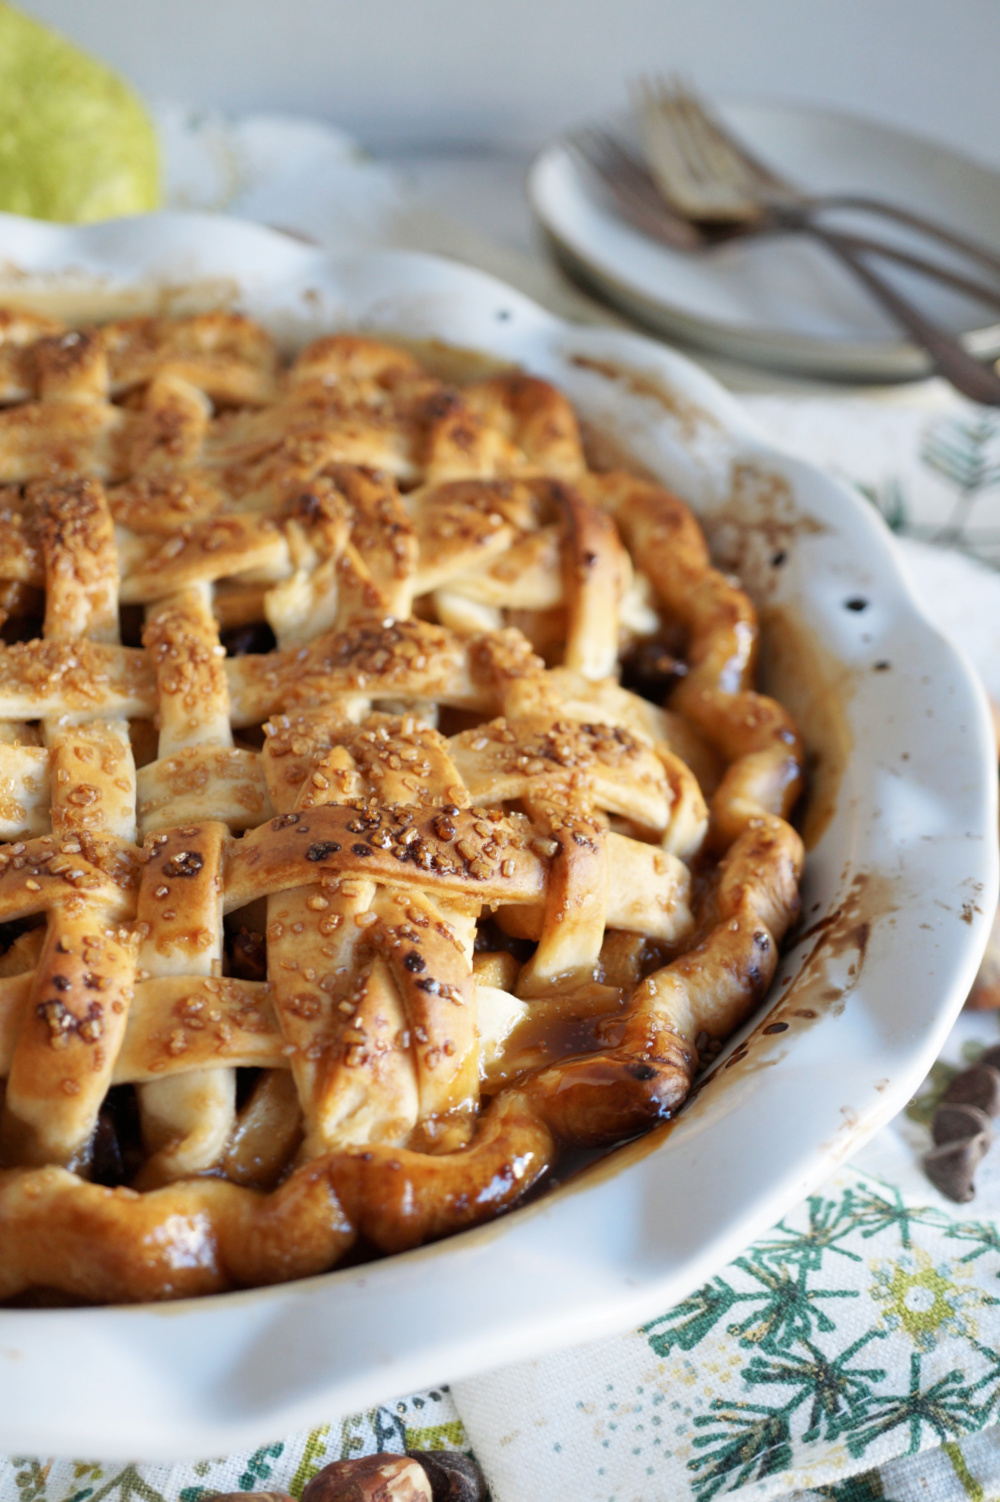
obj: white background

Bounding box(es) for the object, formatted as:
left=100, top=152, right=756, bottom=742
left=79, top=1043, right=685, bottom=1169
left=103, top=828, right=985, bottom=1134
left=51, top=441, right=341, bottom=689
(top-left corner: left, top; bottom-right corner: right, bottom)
left=17, top=0, right=1000, bottom=167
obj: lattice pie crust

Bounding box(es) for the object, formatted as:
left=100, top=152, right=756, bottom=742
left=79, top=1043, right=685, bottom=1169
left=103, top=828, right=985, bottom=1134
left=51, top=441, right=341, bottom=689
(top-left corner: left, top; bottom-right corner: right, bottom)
left=0, top=309, right=804, bottom=1303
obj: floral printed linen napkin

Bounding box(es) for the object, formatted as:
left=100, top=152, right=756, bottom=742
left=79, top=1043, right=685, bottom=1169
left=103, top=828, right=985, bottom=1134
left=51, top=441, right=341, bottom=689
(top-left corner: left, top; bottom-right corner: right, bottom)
left=450, top=968, right=1000, bottom=1502
left=5, top=109, right=1000, bottom=1502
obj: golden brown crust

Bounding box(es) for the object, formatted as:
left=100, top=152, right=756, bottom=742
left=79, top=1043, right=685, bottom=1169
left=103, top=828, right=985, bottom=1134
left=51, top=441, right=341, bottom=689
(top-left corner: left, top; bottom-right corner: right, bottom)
left=0, top=313, right=806, bottom=1303
left=586, top=472, right=804, bottom=846
left=329, top=1089, right=555, bottom=1253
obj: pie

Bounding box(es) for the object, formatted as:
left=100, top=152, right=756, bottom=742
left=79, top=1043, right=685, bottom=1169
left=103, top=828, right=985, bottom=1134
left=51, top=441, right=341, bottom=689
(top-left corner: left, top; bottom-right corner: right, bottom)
left=0, top=308, right=804, bottom=1303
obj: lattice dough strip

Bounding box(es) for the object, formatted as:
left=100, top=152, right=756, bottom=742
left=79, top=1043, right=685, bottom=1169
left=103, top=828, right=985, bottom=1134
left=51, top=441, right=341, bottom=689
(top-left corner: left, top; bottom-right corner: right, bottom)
left=137, top=584, right=271, bottom=836
left=0, top=839, right=136, bottom=924
left=0, top=486, right=43, bottom=588
left=223, top=618, right=497, bottom=728
left=0, top=970, right=284, bottom=1085
left=0, top=909, right=138, bottom=1168
left=460, top=373, right=587, bottom=482
left=328, top=465, right=417, bottom=618
left=266, top=875, right=409, bottom=1155
left=407, top=479, right=528, bottom=596
left=48, top=721, right=136, bottom=845
left=37, top=478, right=119, bottom=646
left=0, top=313, right=277, bottom=410
left=434, top=527, right=564, bottom=610
left=143, top=582, right=232, bottom=755
left=115, top=368, right=215, bottom=481
left=134, top=822, right=233, bottom=1185
left=263, top=467, right=416, bottom=648
left=518, top=803, right=610, bottom=994
left=0, top=742, right=50, bottom=839
left=263, top=709, right=481, bottom=1156
left=109, top=471, right=228, bottom=536
left=503, top=669, right=712, bottom=858
left=135, top=589, right=240, bottom=1184
left=200, top=388, right=421, bottom=490
left=136, top=747, right=270, bottom=838
left=0, top=308, right=65, bottom=403
left=0, top=469, right=140, bottom=1173
left=447, top=717, right=674, bottom=835
left=409, top=474, right=626, bottom=680
left=0, top=640, right=155, bottom=722
left=262, top=710, right=388, bottom=1154
left=0, top=395, right=132, bottom=486
left=100, top=313, right=280, bottom=405
left=119, top=514, right=290, bottom=606
left=113, top=976, right=283, bottom=1082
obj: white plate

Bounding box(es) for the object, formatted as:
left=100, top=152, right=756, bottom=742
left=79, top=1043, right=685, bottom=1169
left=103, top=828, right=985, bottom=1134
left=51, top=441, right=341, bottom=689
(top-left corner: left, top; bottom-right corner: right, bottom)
left=528, top=101, right=1000, bottom=380
left=0, top=213, right=994, bottom=1459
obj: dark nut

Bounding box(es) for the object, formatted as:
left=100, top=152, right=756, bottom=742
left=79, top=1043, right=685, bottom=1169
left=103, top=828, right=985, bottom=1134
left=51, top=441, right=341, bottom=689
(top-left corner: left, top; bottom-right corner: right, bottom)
left=943, top=1062, right=1000, bottom=1116
left=924, top=1133, right=991, bottom=1203
left=301, top=1455, right=432, bottom=1502
left=932, top=1101, right=994, bottom=1147
left=406, top=1450, right=488, bottom=1502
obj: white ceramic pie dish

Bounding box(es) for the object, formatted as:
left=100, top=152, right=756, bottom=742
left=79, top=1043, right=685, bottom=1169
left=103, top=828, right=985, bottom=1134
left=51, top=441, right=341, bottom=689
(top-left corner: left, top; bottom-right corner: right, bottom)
left=0, top=213, right=994, bottom=1461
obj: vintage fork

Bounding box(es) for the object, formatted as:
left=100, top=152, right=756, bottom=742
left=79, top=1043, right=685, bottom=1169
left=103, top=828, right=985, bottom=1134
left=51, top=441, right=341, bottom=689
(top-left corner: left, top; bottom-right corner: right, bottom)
left=630, top=79, right=1000, bottom=404
left=568, top=126, right=1000, bottom=312
left=633, top=78, right=1000, bottom=273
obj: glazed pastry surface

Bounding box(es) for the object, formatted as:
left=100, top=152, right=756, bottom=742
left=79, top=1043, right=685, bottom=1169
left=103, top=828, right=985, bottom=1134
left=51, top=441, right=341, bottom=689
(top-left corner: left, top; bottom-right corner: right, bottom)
left=0, top=311, right=803, bottom=1302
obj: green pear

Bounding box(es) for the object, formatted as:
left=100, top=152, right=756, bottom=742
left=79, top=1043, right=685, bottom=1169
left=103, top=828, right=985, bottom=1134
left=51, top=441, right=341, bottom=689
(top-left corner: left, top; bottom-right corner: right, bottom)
left=0, top=2, right=160, bottom=222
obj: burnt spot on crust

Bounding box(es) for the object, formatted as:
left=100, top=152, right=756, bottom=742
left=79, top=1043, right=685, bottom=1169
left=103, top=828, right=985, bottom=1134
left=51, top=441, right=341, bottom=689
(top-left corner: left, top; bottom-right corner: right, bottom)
left=351, top=843, right=373, bottom=858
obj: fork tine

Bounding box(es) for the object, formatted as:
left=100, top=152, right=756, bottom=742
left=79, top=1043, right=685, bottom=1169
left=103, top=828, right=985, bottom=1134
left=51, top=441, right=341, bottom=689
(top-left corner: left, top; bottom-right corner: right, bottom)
left=570, top=128, right=658, bottom=209
left=672, top=85, right=744, bottom=190
left=633, top=74, right=762, bottom=221
left=564, top=127, right=707, bottom=250
left=631, top=85, right=706, bottom=215
left=666, top=76, right=787, bottom=194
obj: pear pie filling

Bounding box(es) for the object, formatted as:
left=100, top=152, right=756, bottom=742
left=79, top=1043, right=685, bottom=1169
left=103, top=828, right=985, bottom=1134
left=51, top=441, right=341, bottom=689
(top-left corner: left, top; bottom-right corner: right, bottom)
left=0, top=309, right=804, bottom=1303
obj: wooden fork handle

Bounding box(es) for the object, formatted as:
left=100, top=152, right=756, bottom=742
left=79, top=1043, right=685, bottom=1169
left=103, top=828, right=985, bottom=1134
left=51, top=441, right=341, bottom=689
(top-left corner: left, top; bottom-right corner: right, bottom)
left=784, top=214, right=1000, bottom=404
